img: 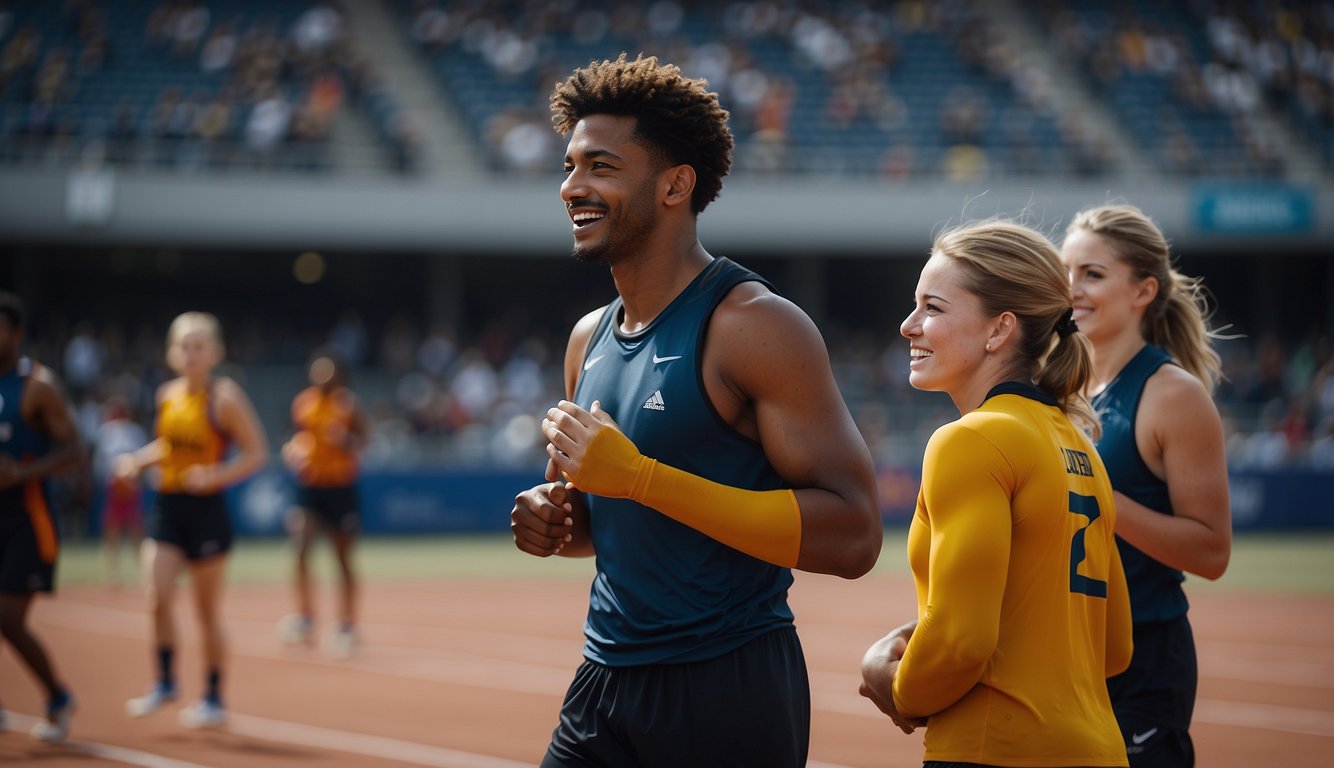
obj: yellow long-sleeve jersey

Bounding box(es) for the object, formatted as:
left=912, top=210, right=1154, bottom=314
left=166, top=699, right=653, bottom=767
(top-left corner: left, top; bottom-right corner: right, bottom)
left=893, top=384, right=1132, bottom=767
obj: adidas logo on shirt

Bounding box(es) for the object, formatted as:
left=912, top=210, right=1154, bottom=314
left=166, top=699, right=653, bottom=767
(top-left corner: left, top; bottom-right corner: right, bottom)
left=642, top=390, right=666, bottom=411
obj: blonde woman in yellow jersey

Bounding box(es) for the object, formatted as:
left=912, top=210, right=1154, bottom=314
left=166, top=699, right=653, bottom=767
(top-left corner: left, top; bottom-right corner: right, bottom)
left=860, top=221, right=1133, bottom=768
left=278, top=350, right=368, bottom=657
left=114, top=312, right=267, bottom=730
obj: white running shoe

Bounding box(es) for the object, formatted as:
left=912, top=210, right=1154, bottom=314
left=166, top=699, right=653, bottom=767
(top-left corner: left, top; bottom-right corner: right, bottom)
left=178, top=699, right=227, bottom=730
left=126, top=683, right=178, bottom=718
left=326, top=625, right=359, bottom=659
left=277, top=613, right=314, bottom=646
left=31, top=691, right=75, bottom=742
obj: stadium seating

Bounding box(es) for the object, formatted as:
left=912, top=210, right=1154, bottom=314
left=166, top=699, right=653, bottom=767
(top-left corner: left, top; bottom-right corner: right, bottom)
left=390, top=0, right=1326, bottom=179
left=0, top=0, right=403, bottom=172
left=1042, top=0, right=1321, bottom=177
left=395, top=0, right=1099, bottom=178
left=2, top=0, right=1324, bottom=177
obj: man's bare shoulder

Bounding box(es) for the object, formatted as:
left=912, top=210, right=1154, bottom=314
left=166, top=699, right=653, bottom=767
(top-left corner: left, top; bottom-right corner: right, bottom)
left=572, top=303, right=611, bottom=337
left=712, top=281, right=822, bottom=345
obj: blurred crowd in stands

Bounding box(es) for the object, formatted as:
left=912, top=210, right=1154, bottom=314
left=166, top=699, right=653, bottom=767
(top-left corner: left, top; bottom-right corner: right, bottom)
left=21, top=309, right=1334, bottom=540
left=0, top=0, right=421, bottom=173
left=1038, top=0, right=1332, bottom=176
left=400, top=0, right=1116, bottom=179
left=398, top=0, right=1331, bottom=179
left=2, top=0, right=1329, bottom=178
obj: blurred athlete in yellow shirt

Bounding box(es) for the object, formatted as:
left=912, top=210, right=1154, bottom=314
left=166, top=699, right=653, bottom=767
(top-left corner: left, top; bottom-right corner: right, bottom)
left=118, top=311, right=268, bottom=730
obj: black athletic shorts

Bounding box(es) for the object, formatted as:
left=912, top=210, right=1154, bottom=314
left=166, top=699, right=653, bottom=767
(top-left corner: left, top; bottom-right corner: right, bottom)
left=294, top=484, right=360, bottom=535
left=1108, top=614, right=1198, bottom=768
left=146, top=492, right=233, bottom=561
left=541, top=626, right=810, bottom=768
left=0, top=512, right=56, bottom=594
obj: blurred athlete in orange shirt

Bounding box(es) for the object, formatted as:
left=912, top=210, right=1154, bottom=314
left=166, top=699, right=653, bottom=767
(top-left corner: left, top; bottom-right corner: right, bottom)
left=278, top=350, right=369, bottom=658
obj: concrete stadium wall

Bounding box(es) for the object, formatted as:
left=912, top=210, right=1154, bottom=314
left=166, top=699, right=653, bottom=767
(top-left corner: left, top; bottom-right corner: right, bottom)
left=1, top=169, right=1327, bottom=255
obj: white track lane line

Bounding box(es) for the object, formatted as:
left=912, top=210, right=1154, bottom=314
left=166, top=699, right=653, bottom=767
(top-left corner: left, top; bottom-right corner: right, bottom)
left=1193, top=699, right=1334, bottom=739
left=2, top=711, right=210, bottom=767
left=33, top=599, right=1334, bottom=744
left=228, top=713, right=867, bottom=768
left=7, top=708, right=861, bottom=768
left=226, top=713, right=535, bottom=767
left=818, top=687, right=1334, bottom=739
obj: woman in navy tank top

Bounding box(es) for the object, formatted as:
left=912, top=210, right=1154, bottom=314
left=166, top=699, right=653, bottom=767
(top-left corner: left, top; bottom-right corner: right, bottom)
left=1062, top=204, right=1232, bottom=768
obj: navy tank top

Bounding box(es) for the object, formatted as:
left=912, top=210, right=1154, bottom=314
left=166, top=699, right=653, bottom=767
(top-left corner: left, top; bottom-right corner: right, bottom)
left=1092, top=344, right=1189, bottom=623
left=0, top=357, right=50, bottom=516
left=572, top=257, right=795, bottom=666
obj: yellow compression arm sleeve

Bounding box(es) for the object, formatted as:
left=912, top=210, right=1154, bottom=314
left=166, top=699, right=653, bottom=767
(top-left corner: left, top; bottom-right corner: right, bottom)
left=567, top=425, right=802, bottom=568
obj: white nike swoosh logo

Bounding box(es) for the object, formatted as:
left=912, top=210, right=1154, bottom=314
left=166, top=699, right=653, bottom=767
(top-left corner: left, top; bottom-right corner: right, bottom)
left=652, top=354, right=682, bottom=364
left=1131, top=727, right=1158, bottom=745
left=583, top=354, right=605, bottom=371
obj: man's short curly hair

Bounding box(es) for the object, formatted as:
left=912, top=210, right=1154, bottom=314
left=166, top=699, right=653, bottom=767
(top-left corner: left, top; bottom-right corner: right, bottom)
left=550, top=53, right=733, bottom=215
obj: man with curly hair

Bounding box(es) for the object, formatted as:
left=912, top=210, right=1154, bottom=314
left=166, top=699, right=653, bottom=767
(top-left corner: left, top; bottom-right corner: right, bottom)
left=510, top=54, right=882, bottom=766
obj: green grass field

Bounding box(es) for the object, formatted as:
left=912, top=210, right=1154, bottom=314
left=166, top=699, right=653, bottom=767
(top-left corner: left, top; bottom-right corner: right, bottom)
left=63, top=528, right=1334, bottom=595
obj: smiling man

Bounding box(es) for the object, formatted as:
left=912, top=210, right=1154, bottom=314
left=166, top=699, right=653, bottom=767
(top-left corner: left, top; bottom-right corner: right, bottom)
left=508, top=54, right=882, bottom=767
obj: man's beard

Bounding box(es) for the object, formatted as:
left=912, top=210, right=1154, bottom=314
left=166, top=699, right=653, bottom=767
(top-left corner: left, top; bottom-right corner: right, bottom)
left=571, top=239, right=607, bottom=264
left=571, top=184, right=657, bottom=264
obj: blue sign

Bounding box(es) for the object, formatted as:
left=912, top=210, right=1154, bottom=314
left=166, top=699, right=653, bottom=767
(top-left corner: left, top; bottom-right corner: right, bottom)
left=1193, top=184, right=1314, bottom=234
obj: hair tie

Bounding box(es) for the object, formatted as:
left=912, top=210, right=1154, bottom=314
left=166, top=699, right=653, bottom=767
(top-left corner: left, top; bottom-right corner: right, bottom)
left=1055, top=307, right=1078, bottom=338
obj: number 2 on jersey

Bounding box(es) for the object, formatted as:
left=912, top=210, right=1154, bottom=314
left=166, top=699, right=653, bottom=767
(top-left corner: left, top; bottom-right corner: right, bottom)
left=1068, top=491, right=1108, bottom=598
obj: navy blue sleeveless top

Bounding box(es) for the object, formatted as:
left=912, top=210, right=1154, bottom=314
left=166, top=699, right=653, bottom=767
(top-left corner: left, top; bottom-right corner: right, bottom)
left=572, top=257, right=795, bottom=666
left=1092, top=344, right=1188, bottom=623
left=0, top=357, right=50, bottom=517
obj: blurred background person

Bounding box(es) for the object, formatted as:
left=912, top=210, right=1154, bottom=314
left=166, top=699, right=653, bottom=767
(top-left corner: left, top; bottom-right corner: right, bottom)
left=278, top=349, right=369, bottom=658
left=116, top=311, right=268, bottom=730
left=92, top=394, right=147, bottom=588
left=0, top=290, right=83, bottom=742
